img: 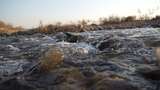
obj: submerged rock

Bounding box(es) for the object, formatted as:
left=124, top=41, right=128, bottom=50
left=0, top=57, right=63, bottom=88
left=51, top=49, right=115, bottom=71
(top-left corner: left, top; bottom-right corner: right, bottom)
left=92, top=78, right=140, bottom=90
left=155, top=47, right=160, bottom=65
left=0, top=60, right=29, bottom=76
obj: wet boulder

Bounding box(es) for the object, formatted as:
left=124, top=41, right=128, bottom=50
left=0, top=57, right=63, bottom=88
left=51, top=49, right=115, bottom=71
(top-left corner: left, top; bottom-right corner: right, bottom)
left=95, top=35, right=155, bottom=62
left=0, top=60, right=30, bottom=76
left=64, top=32, right=85, bottom=43
left=0, top=78, right=34, bottom=90
left=55, top=32, right=85, bottom=43
left=92, top=78, right=140, bottom=90
left=97, top=35, right=144, bottom=53
left=0, top=36, right=20, bottom=44
left=54, top=32, right=68, bottom=41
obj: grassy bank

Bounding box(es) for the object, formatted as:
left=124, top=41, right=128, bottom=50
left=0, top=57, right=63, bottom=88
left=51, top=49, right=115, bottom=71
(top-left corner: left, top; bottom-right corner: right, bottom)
left=0, top=15, right=160, bottom=36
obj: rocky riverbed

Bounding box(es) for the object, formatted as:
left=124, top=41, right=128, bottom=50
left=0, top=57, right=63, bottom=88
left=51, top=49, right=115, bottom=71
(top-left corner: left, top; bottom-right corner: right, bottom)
left=0, top=28, right=160, bottom=90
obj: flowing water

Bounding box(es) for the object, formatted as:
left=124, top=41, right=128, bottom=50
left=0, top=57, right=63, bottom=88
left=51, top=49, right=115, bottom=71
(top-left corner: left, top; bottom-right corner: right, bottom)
left=0, top=28, right=160, bottom=90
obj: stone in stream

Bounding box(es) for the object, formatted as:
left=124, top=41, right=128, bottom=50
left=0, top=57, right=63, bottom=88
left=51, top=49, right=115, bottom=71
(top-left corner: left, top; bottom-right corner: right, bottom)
left=136, top=64, right=159, bottom=74
left=140, top=69, right=160, bottom=80
left=0, top=60, right=29, bottom=76
left=97, top=35, right=144, bottom=53
left=7, top=45, right=20, bottom=52
left=147, top=40, right=160, bottom=47
left=92, top=78, right=140, bottom=90
left=55, top=32, right=85, bottom=43
left=0, top=36, right=20, bottom=44
left=86, top=72, right=140, bottom=90
left=137, top=47, right=160, bottom=81
left=139, top=68, right=160, bottom=90
left=0, top=78, right=34, bottom=90
left=64, top=32, right=83, bottom=43
left=96, top=35, right=151, bottom=64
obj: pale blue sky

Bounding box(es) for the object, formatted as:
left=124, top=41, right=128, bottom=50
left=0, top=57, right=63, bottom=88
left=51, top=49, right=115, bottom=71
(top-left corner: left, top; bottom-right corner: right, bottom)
left=0, top=0, right=160, bottom=28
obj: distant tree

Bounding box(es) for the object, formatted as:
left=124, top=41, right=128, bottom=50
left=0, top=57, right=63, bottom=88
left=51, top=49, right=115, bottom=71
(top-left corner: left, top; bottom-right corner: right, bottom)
left=121, top=16, right=136, bottom=22
left=38, top=20, right=45, bottom=32
left=99, top=17, right=108, bottom=25
left=139, top=14, right=151, bottom=20
left=0, top=20, right=5, bottom=27
left=155, top=15, right=160, bottom=19
left=15, top=26, right=24, bottom=30
left=78, top=20, right=88, bottom=28
left=55, top=22, right=62, bottom=26
left=108, top=16, right=121, bottom=23
left=152, top=15, right=160, bottom=20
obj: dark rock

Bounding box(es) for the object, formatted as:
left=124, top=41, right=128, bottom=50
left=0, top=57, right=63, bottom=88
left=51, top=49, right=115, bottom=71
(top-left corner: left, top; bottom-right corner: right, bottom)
left=144, top=38, right=160, bottom=47
left=0, top=37, right=20, bottom=44
left=0, top=78, right=34, bottom=90
left=80, top=67, right=96, bottom=77
left=151, top=24, right=160, bottom=28
left=92, top=79, right=140, bottom=90
left=55, top=32, right=67, bottom=42
left=140, top=69, right=160, bottom=80
left=94, top=65, right=120, bottom=72
left=97, top=36, right=144, bottom=53
left=55, top=32, right=84, bottom=42
left=64, top=32, right=84, bottom=43
left=136, top=64, right=159, bottom=74
left=97, top=37, right=120, bottom=51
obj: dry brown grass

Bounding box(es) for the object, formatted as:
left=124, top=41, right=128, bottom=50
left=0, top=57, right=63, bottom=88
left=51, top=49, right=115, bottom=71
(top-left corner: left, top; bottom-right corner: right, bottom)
left=39, top=47, right=64, bottom=72
left=0, top=20, right=23, bottom=34
left=0, top=28, right=20, bottom=34
left=1, top=15, right=160, bottom=35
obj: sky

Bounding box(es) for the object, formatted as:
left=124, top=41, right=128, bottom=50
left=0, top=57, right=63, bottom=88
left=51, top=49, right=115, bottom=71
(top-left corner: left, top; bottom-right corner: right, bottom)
left=0, top=0, right=160, bottom=28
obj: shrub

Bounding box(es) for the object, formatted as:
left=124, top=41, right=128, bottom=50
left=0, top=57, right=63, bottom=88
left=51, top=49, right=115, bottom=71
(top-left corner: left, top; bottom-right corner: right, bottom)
left=99, top=16, right=121, bottom=25
left=99, top=18, right=108, bottom=25
left=121, top=16, right=136, bottom=22
left=39, top=47, right=64, bottom=72
left=152, top=15, right=160, bottom=20
left=0, top=20, right=23, bottom=34
left=108, top=16, right=121, bottom=23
